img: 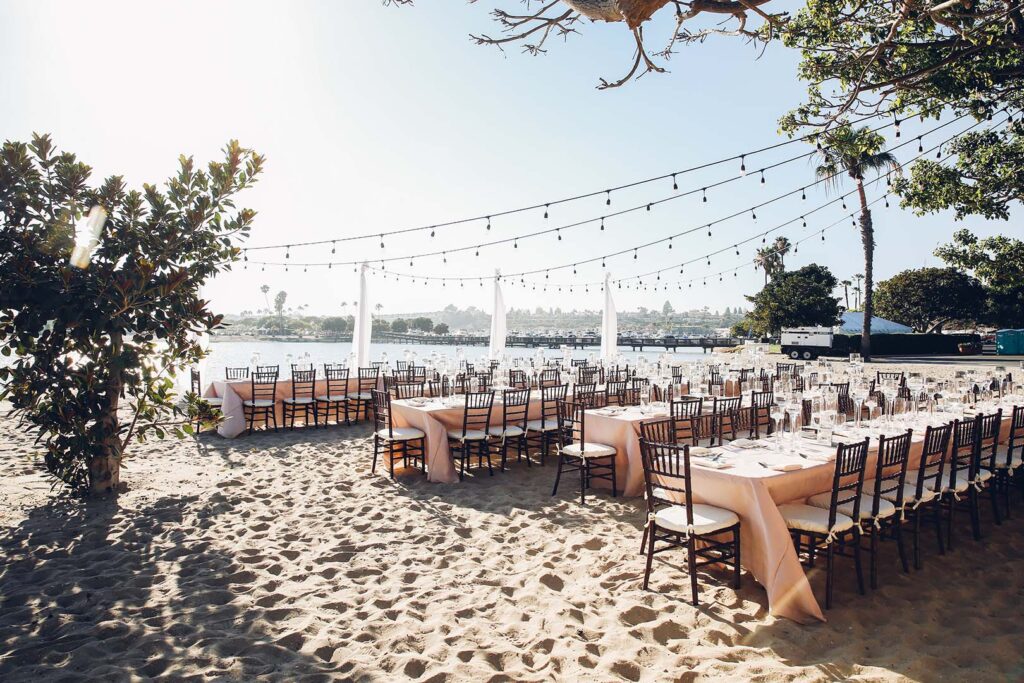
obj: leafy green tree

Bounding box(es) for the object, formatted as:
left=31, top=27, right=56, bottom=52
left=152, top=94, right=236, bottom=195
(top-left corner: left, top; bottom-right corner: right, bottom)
left=874, top=268, right=986, bottom=333
left=391, top=318, right=409, bottom=333
left=411, top=316, right=434, bottom=332
left=812, top=125, right=899, bottom=361
left=0, top=134, right=262, bottom=494
left=321, top=316, right=349, bottom=336
left=745, top=264, right=842, bottom=336
left=935, top=230, right=1024, bottom=327
left=662, top=300, right=674, bottom=316
left=433, top=322, right=450, bottom=335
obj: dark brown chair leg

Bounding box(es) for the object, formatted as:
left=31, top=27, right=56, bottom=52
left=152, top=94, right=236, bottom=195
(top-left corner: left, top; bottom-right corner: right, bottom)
left=642, top=523, right=656, bottom=590
left=733, top=527, right=742, bottom=589
left=687, top=536, right=699, bottom=606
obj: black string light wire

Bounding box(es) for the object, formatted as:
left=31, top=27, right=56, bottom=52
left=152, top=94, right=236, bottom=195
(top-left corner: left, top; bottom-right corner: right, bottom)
left=243, top=102, right=955, bottom=254
left=246, top=113, right=976, bottom=276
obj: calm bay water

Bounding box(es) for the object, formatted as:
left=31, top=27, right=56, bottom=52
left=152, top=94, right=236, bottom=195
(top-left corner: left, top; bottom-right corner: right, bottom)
left=200, top=339, right=710, bottom=383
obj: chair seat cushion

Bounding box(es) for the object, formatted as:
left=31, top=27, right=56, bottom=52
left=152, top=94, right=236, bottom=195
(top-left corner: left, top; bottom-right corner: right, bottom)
left=779, top=503, right=855, bottom=536
left=560, top=442, right=616, bottom=459
left=243, top=399, right=275, bottom=408
left=655, top=503, right=739, bottom=536
left=526, top=418, right=559, bottom=432
left=993, top=448, right=1023, bottom=470
left=376, top=427, right=425, bottom=441
left=347, top=392, right=372, bottom=400
left=448, top=429, right=489, bottom=442
left=282, top=397, right=314, bottom=405
left=806, top=492, right=896, bottom=522
left=867, top=479, right=938, bottom=507
left=487, top=426, right=525, bottom=438
left=316, top=394, right=348, bottom=402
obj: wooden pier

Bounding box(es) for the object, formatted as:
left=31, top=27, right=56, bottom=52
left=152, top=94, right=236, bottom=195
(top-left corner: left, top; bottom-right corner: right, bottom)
left=377, top=332, right=739, bottom=352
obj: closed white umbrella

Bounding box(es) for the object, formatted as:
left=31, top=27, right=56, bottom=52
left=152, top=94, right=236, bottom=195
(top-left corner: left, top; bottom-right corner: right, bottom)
left=351, top=263, right=372, bottom=368
left=600, top=272, right=617, bottom=363
left=489, top=270, right=507, bottom=360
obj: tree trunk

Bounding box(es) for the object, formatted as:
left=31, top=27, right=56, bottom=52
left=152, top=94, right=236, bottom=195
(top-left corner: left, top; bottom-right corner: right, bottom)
left=90, top=335, right=123, bottom=496
left=856, top=179, right=874, bottom=362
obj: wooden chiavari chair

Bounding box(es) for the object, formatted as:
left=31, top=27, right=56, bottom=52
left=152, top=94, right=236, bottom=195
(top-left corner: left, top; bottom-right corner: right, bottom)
left=670, top=397, right=703, bottom=446
left=526, top=384, right=567, bottom=465
left=711, top=396, right=743, bottom=444
left=394, top=382, right=425, bottom=399
left=256, top=365, right=279, bottom=375
left=316, top=366, right=350, bottom=426
left=573, top=383, right=600, bottom=408
left=508, top=369, right=529, bottom=390
left=994, top=405, right=1024, bottom=518
left=190, top=368, right=223, bottom=431
left=638, top=436, right=741, bottom=604
left=448, top=391, right=496, bottom=480
left=489, top=388, right=531, bottom=469
left=539, top=368, right=561, bottom=389
left=244, top=371, right=279, bottom=433
left=780, top=438, right=870, bottom=609
left=750, top=390, right=774, bottom=436
left=604, top=380, right=628, bottom=407
left=371, top=389, right=425, bottom=479
left=282, top=368, right=318, bottom=429
left=347, top=367, right=380, bottom=421
left=902, top=423, right=952, bottom=568
left=552, top=400, right=617, bottom=505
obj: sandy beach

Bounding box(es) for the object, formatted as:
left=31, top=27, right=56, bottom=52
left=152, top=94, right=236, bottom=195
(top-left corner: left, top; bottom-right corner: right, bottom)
left=2, top=361, right=1023, bottom=682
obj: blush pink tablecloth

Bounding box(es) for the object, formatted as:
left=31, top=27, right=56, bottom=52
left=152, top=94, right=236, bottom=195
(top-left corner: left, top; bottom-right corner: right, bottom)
left=205, top=377, right=375, bottom=438
left=391, top=397, right=544, bottom=483
left=584, top=407, right=1014, bottom=623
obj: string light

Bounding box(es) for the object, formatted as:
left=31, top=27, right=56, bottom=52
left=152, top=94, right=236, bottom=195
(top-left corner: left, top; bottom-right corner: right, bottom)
left=379, top=236, right=384, bottom=249
left=556, top=229, right=561, bottom=241
left=702, top=188, right=707, bottom=203
left=894, top=114, right=901, bottom=137
left=544, top=204, right=549, bottom=219
left=605, top=190, right=611, bottom=206
left=760, top=169, right=766, bottom=184
left=801, top=188, right=806, bottom=200
left=918, top=136, right=924, bottom=153
left=600, top=217, right=605, bottom=231
left=285, top=246, right=290, bottom=259
left=668, top=238, right=673, bottom=250
left=739, top=155, right=746, bottom=175
left=801, top=216, right=806, bottom=227
left=486, top=216, right=491, bottom=230
left=672, top=173, right=678, bottom=190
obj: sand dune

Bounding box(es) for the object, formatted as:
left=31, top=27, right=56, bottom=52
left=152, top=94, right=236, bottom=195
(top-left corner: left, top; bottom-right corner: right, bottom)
left=1, top=399, right=1022, bottom=681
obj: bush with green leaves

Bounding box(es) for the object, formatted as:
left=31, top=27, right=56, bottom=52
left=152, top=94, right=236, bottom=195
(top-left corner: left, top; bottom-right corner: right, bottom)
left=0, top=134, right=263, bottom=495
left=744, top=264, right=842, bottom=337
left=873, top=267, right=986, bottom=333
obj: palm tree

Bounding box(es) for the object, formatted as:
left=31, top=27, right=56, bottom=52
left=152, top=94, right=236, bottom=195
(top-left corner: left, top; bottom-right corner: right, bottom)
left=772, top=236, right=792, bottom=272
left=853, top=273, right=864, bottom=309
left=840, top=279, right=852, bottom=309
left=814, top=126, right=899, bottom=361
left=753, top=247, right=774, bottom=284
left=260, top=284, right=270, bottom=312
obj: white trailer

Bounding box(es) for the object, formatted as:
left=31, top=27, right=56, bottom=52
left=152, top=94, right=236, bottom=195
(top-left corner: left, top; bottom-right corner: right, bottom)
left=780, top=327, right=834, bottom=360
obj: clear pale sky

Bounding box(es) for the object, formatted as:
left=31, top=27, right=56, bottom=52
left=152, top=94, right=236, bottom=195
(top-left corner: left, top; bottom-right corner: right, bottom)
left=1, top=0, right=1014, bottom=316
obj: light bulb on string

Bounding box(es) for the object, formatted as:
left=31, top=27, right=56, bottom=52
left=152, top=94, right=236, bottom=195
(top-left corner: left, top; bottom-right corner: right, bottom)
left=751, top=209, right=757, bottom=221
left=672, top=173, right=678, bottom=191
left=702, top=188, right=707, bottom=203
left=842, top=198, right=847, bottom=210
left=801, top=216, right=807, bottom=227
left=760, top=169, right=765, bottom=184
left=486, top=216, right=491, bottom=231
left=285, top=246, right=290, bottom=259
left=243, top=250, right=248, bottom=262
left=514, top=239, right=518, bottom=249
left=894, top=115, right=901, bottom=137
left=303, top=266, right=307, bottom=273
left=739, top=155, right=746, bottom=175
left=886, top=173, right=892, bottom=187
left=573, top=264, right=577, bottom=274
left=605, top=190, right=611, bottom=205
left=545, top=271, right=549, bottom=279
left=600, top=217, right=605, bottom=231
left=794, top=244, right=799, bottom=253
left=821, top=231, right=825, bottom=241
left=668, top=238, right=673, bottom=250
left=430, top=227, right=435, bottom=237
left=328, top=263, right=332, bottom=270
left=443, top=252, right=447, bottom=263
left=936, top=146, right=942, bottom=159
left=379, top=236, right=384, bottom=249
left=646, top=203, right=651, bottom=212
left=884, top=196, right=890, bottom=208
left=707, top=225, right=712, bottom=238
left=556, top=229, right=561, bottom=241
left=475, top=246, right=480, bottom=256
left=735, top=245, right=740, bottom=256
left=801, top=188, right=806, bottom=200
left=633, top=249, right=638, bottom=260
left=602, top=258, right=606, bottom=268
left=544, top=204, right=549, bottom=219
left=918, top=136, right=923, bottom=153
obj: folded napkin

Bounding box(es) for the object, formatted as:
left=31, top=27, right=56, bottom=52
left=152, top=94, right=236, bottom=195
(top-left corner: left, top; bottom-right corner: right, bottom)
left=690, top=447, right=718, bottom=458
left=692, top=459, right=733, bottom=470
left=769, top=462, right=803, bottom=472
left=730, top=438, right=761, bottom=449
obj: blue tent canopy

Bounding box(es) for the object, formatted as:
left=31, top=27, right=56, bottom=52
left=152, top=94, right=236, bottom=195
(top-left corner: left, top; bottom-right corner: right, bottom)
left=837, top=312, right=913, bottom=334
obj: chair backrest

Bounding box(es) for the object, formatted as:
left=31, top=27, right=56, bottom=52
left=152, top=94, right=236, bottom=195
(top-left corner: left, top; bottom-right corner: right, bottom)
left=251, top=371, right=278, bottom=402
left=670, top=397, right=703, bottom=444
left=410, top=366, right=427, bottom=383
left=324, top=366, right=349, bottom=397
left=605, top=380, right=627, bottom=406
left=371, top=389, right=391, bottom=435
left=500, top=388, right=531, bottom=432
left=751, top=390, right=774, bottom=408
left=877, top=371, right=906, bottom=386
left=474, top=372, right=492, bottom=391
left=541, top=384, right=569, bottom=422
left=457, top=391, right=494, bottom=437
left=950, top=415, right=981, bottom=485
left=822, top=438, right=871, bottom=531
left=225, top=366, right=249, bottom=380
left=831, top=382, right=850, bottom=396
left=370, top=361, right=386, bottom=370
left=1003, top=405, right=1024, bottom=468
left=639, top=439, right=693, bottom=517
left=394, top=382, right=425, bottom=399
left=539, top=369, right=561, bottom=388
left=291, top=369, right=316, bottom=399
left=776, top=362, right=794, bottom=378
left=639, top=417, right=675, bottom=445
left=977, top=409, right=1003, bottom=472
left=256, top=365, right=279, bottom=375
left=396, top=360, right=409, bottom=371
left=871, top=429, right=913, bottom=515
left=579, top=366, right=602, bottom=385
left=508, top=369, right=528, bottom=390
left=914, top=422, right=953, bottom=498
left=556, top=399, right=587, bottom=449
left=190, top=368, right=201, bottom=394
left=358, top=366, right=380, bottom=392
left=671, top=366, right=685, bottom=382
left=801, top=398, right=812, bottom=427
left=712, top=396, right=741, bottom=413
left=573, top=383, right=599, bottom=408
left=627, top=377, right=650, bottom=405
